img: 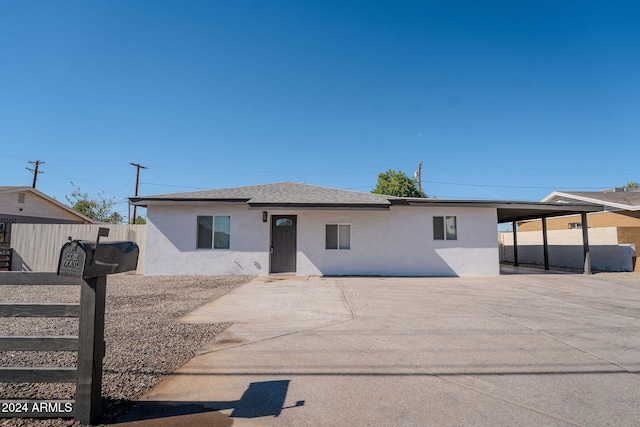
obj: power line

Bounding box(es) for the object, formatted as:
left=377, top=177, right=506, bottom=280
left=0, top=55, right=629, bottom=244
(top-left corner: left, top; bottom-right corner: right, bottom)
left=421, top=180, right=603, bottom=190
left=140, top=182, right=210, bottom=190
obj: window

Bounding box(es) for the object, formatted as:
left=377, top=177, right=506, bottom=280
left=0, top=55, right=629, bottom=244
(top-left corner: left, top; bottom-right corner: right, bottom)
left=0, top=223, right=5, bottom=243
left=433, top=216, right=457, bottom=240
left=17, top=193, right=25, bottom=204
left=276, top=218, right=293, bottom=227
left=197, top=216, right=231, bottom=249
left=214, top=216, right=230, bottom=249
left=326, top=224, right=350, bottom=249
left=568, top=222, right=582, bottom=229
left=197, top=216, right=213, bottom=249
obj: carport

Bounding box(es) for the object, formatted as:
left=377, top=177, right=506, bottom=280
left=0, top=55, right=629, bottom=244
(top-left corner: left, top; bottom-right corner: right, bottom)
left=495, top=201, right=603, bottom=273
left=402, top=199, right=603, bottom=274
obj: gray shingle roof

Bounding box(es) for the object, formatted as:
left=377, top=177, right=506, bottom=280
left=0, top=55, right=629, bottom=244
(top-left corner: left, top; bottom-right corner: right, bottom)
left=132, top=182, right=394, bottom=206
left=131, top=182, right=603, bottom=220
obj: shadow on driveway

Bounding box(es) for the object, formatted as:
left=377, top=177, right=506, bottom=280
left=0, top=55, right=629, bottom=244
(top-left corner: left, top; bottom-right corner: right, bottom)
left=109, top=380, right=304, bottom=426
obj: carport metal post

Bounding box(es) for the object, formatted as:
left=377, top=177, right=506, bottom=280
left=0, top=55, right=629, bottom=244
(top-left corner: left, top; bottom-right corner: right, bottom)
left=512, top=221, right=519, bottom=267
left=542, top=217, right=549, bottom=270
left=581, top=212, right=592, bottom=274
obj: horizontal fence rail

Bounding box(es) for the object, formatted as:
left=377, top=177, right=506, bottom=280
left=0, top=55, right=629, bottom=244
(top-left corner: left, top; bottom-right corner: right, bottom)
left=0, top=272, right=81, bottom=286
left=0, top=336, right=78, bottom=352
left=0, top=303, right=80, bottom=318
left=0, top=367, right=78, bottom=383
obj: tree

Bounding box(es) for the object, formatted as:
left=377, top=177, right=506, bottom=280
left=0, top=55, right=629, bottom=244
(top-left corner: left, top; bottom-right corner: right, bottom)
left=625, top=181, right=640, bottom=188
left=134, top=216, right=147, bottom=224
left=371, top=169, right=427, bottom=198
left=66, top=187, right=124, bottom=223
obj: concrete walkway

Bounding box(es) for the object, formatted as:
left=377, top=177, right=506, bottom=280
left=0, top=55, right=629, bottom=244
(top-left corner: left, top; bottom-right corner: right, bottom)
left=112, top=274, right=640, bottom=426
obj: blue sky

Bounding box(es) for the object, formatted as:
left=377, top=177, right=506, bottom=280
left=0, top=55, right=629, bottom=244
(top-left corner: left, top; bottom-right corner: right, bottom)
left=2, top=1, right=639, bottom=220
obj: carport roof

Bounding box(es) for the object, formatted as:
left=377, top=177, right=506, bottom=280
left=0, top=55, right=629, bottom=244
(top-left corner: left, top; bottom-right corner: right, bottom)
left=130, top=182, right=603, bottom=221
left=542, top=190, right=640, bottom=211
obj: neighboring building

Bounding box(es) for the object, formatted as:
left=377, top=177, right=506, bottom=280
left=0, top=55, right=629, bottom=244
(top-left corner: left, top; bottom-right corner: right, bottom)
left=517, top=188, right=640, bottom=271
left=130, top=182, right=600, bottom=277
left=0, top=186, right=94, bottom=248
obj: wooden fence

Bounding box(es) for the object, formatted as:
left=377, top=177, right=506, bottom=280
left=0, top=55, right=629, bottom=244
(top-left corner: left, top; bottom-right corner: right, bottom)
left=0, top=272, right=107, bottom=425
left=10, top=224, right=145, bottom=274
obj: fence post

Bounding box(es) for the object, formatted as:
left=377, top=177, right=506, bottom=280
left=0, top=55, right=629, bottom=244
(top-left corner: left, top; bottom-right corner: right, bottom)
left=75, top=276, right=107, bottom=425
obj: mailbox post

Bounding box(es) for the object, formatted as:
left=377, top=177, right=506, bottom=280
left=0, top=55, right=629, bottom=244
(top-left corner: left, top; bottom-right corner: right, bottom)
left=57, top=228, right=139, bottom=425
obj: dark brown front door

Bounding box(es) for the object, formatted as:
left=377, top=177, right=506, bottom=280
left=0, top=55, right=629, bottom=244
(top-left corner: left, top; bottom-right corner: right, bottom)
left=270, top=215, right=297, bottom=273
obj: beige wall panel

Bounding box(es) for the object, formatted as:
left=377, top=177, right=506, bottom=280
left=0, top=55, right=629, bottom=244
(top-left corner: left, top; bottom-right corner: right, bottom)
left=617, top=227, right=640, bottom=272
left=11, top=224, right=146, bottom=274
left=0, top=192, right=85, bottom=221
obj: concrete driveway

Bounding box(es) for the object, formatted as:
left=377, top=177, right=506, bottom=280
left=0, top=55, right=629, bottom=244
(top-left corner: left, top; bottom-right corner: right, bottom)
left=114, top=272, right=640, bottom=426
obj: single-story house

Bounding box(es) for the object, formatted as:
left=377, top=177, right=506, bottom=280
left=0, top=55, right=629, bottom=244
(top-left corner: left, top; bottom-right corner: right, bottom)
left=0, top=186, right=94, bottom=271
left=130, top=182, right=601, bottom=277
left=0, top=186, right=94, bottom=247
left=517, top=188, right=640, bottom=271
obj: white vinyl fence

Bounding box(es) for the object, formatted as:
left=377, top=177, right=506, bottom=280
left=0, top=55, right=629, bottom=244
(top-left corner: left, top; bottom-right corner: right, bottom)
left=499, top=227, right=635, bottom=272
left=10, top=224, right=146, bottom=274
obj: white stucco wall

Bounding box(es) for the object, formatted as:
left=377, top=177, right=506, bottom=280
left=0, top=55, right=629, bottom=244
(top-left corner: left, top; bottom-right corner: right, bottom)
left=144, top=203, right=500, bottom=277
left=145, top=203, right=269, bottom=276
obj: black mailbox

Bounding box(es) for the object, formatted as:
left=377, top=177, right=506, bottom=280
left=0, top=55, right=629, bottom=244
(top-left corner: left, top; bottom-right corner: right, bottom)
left=58, top=228, right=139, bottom=279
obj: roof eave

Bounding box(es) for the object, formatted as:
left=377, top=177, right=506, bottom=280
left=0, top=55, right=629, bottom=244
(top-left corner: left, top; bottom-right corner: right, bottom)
left=129, top=198, right=250, bottom=207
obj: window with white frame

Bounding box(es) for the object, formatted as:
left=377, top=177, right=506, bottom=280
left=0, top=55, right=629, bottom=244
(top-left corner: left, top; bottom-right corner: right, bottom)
left=568, top=222, right=582, bottom=229
left=197, top=216, right=231, bottom=249
left=326, top=224, right=350, bottom=250
left=433, top=216, right=457, bottom=240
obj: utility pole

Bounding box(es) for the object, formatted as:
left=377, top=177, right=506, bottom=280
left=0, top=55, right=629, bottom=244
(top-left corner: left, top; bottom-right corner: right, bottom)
left=130, top=162, right=147, bottom=224
left=416, top=161, right=423, bottom=191
left=27, top=160, right=44, bottom=188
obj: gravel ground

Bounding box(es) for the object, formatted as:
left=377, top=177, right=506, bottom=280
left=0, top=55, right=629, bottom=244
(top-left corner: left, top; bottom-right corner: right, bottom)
left=0, top=274, right=253, bottom=426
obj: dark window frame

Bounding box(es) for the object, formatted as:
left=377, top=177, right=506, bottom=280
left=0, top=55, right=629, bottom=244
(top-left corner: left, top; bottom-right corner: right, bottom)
left=197, top=216, right=213, bottom=249
left=197, top=215, right=231, bottom=249
left=326, top=224, right=351, bottom=250
left=433, top=216, right=457, bottom=241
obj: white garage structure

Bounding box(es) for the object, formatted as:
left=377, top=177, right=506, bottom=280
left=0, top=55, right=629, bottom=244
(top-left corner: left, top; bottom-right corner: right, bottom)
left=130, top=182, right=600, bottom=277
